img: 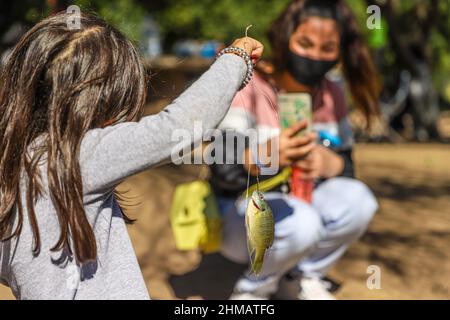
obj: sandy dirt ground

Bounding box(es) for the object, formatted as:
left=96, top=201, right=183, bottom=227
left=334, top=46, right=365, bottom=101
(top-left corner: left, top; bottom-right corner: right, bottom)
left=1, top=143, right=449, bottom=300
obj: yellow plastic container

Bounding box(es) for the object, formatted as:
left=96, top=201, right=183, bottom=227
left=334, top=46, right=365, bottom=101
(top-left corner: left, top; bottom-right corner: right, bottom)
left=169, top=181, right=221, bottom=253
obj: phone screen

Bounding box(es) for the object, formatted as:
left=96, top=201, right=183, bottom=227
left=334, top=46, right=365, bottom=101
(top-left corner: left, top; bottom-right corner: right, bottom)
left=278, top=93, right=312, bottom=136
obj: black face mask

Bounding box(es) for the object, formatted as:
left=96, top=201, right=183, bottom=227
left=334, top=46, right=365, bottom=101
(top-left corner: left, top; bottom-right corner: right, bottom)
left=286, top=50, right=338, bottom=87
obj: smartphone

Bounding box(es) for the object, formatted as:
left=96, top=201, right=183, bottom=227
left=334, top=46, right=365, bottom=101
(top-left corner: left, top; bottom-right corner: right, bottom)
left=278, top=92, right=312, bottom=135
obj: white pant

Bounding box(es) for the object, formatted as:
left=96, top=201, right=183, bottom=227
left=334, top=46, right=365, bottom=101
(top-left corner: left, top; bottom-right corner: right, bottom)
left=219, top=177, right=378, bottom=296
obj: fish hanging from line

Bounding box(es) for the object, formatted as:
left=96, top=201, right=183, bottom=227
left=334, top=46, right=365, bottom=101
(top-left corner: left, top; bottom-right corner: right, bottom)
left=240, top=24, right=275, bottom=276
left=245, top=190, right=274, bottom=275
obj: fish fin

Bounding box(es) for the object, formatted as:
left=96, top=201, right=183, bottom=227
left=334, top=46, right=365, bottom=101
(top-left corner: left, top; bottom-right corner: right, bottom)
left=245, top=211, right=254, bottom=259
left=245, top=210, right=250, bottom=234
left=250, top=249, right=264, bottom=275
left=247, top=239, right=254, bottom=262
left=248, top=239, right=263, bottom=276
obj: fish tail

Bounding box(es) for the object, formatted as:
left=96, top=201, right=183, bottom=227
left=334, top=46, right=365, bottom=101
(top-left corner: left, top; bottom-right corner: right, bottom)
left=251, top=249, right=265, bottom=275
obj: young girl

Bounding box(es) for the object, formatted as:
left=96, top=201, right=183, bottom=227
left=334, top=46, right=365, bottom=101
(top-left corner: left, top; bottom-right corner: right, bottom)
left=210, top=0, right=380, bottom=299
left=0, top=12, right=263, bottom=299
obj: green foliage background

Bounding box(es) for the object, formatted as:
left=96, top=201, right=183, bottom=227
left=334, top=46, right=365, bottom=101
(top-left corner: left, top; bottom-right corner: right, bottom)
left=75, top=0, right=145, bottom=42
left=0, top=0, right=449, bottom=97
left=153, top=0, right=290, bottom=47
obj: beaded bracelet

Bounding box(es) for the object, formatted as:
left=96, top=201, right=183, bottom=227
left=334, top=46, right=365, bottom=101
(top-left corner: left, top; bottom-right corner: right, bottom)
left=216, top=46, right=254, bottom=90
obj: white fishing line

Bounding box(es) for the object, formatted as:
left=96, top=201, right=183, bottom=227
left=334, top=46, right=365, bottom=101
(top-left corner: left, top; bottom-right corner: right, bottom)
left=239, top=24, right=280, bottom=199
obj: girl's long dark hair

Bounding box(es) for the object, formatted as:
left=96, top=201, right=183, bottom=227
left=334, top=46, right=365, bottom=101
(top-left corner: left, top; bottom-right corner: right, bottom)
left=268, top=0, right=381, bottom=122
left=0, top=12, right=146, bottom=264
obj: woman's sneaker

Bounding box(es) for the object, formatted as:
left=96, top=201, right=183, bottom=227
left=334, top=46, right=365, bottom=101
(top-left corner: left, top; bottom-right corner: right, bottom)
left=298, top=277, right=337, bottom=300
left=229, top=291, right=269, bottom=300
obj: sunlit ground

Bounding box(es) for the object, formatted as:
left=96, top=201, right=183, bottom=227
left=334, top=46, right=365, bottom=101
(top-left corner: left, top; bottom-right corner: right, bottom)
left=1, top=143, right=449, bottom=300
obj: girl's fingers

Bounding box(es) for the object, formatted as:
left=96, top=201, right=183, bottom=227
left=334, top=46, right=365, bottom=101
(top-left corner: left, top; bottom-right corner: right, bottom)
left=296, top=159, right=312, bottom=170
left=231, top=37, right=264, bottom=60
left=285, top=142, right=315, bottom=159
left=309, top=132, right=318, bottom=141
left=287, top=134, right=312, bottom=148
left=283, top=120, right=308, bottom=138
left=280, top=158, right=292, bottom=167
left=250, top=40, right=264, bottom=62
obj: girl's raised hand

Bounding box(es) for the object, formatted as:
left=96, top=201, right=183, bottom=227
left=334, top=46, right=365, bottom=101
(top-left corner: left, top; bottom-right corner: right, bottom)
left=231, top=37, right=264, bottom=64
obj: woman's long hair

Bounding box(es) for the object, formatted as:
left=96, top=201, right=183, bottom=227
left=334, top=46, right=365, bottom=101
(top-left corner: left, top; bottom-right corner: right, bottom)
left=0, top=12, right=147, bottom=264
left=268, top=0, right=381, bottom=122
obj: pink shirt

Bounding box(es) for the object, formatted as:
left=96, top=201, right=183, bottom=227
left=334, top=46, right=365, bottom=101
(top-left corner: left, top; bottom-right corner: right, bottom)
left=219, top=72, right=354, bottom=149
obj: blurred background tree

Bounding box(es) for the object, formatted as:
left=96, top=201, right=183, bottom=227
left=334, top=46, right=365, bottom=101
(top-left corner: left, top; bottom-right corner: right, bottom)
left=365, top=0, right=450, bottom=140
left=145, top=0, right=290, bottom=51
left=75, top=0, right=145, bottom=42
left=0, top=1, right=49, bottom=53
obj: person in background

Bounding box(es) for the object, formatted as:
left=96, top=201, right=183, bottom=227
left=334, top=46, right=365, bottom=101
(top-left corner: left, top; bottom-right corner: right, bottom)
left=210, top=0, right=380, bottom=300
